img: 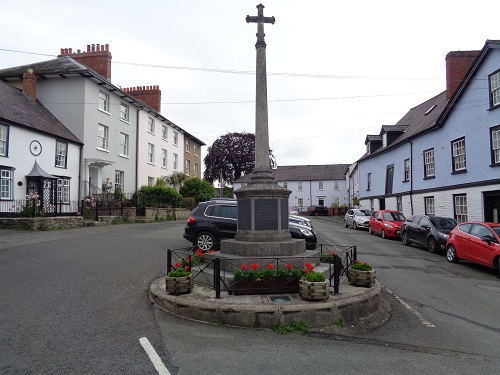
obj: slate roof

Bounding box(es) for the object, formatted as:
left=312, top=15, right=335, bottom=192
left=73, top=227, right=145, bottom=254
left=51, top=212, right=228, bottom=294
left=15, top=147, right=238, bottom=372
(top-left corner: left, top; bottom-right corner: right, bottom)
left=235, top=164, right=351, bottom=183
left=0, top=57, right=205, bottom=146
left=0, top=80, right=82, bottom=144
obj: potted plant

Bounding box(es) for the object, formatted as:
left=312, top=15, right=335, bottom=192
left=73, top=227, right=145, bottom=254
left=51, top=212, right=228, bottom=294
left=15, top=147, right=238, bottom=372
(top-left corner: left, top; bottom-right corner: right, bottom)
left=348, top=260, right=376, bottom=287
left=166, top=262, right=193, bottom=295
left=320, top=251, right=339, bottom=263
left=230, top=263, right=304, bottom=295
left=299, top=263, right=329, bottom=301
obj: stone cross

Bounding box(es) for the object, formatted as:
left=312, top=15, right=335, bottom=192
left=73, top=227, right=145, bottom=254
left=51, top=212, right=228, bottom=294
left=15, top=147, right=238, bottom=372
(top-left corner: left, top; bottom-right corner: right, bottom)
left=246, top=4, right=275, bottom=176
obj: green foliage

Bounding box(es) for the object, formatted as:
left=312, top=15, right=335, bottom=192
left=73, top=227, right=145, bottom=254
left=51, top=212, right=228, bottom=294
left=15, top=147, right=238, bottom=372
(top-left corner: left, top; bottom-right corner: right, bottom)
left=302, top=271, right=326, bottom=282
left=164, top=172, right=188, bottom=188
left=167, top=268, right=190, bottom=277
left=336, top=317, right=346, bottom=327
left=155, top=178, right=166, bottom=187
left=102, top=178, right=113, bottom=193
left=137, top=185, right=183, bottom=208
left=183, top=197, right=196, bottom=210
left=221, top=186, right=234, bottom=198
left=320, top=252, right=339, bottom=263
left=274, top=320, right=310, bottom=334
left=351, top=260, right=373, bottom=271
left=234, top=263, right=305, bottom=282
left=114, top=187, right=125, bottom=202
left=352, top=195, right=360, bottom=206
left=111, top=217, right=125, bottom=224
left=179, top=178, right=216, bottom=204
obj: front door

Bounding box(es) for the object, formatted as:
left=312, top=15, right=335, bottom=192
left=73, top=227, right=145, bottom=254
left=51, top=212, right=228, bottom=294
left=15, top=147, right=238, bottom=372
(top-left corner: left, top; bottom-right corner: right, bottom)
left=484, top=191, right=500, bottom=223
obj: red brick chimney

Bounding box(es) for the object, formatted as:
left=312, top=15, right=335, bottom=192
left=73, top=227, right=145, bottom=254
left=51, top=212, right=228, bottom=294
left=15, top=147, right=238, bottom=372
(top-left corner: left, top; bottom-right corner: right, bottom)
left=445, top=50, right=481, bottom=100
left=23, top=69, right=37, bottom=102
left=123, top=86, right=162, bottom=112
left=58, top=43, right=112, bottom=80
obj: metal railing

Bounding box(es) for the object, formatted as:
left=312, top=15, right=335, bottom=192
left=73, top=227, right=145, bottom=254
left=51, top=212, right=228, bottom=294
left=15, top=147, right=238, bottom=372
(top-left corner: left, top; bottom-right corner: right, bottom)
left=0, top=199, right=80, bottom=218
left=166, top=245, right=357, bottom=299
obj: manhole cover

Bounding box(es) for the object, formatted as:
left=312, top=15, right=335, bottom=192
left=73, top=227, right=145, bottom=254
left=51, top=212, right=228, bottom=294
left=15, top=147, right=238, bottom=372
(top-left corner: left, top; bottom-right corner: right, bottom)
left=267, top=295, right=293, bottom=302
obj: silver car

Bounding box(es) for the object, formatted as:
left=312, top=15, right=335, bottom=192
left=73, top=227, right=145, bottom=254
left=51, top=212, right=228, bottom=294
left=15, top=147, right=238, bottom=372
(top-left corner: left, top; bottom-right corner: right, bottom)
left=289, top=214, right=313, bottom=228
left=344, top=209, right=372, bottom=230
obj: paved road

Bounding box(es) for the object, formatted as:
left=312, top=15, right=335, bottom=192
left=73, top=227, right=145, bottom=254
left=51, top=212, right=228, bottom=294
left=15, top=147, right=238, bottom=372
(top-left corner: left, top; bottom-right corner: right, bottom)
left=1, top=219, right=499, bottom=374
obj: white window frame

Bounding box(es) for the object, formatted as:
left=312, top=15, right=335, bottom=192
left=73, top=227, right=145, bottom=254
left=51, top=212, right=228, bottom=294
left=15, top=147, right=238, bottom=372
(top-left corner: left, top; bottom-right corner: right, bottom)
left=148, top=177, right=154, bottom=187
left=115, top=170, right=124, bottom=192
left=367, top=173, right=371, bottom=190
left=490, top=70, right=500, bottom=107
left=185, top=159, right=191, bottom=175
left=1, top=169, right=13, bottom=200
left=162, top=124, right=168, bottom=140
left=55, top=140, right=67, bottom=168
left=98, top=90, right=109, bottom=112
left=186, top=140, right=191, bottom=153
left=297, top=198, right=304, bottom=207
left=318, top=181, right=324, bottom=190
left=425, top=196, right=435, bottom=216
left=334, top=181, right=339, bottom=191
left=119, top=133, right=129, bottom=157
left=454, top=194, right=468, bottom=222
left=173, top=153, right=178, bottom=170
left=194, top=145, right=198, bottom=156
left=194, top=163, right=198, bottom=176
left=424, top=148, right=435, bottom=178
left=404, top=159, right=410, bottom=181
left=120, top=103, right=129, bottom=122
left=97, top=124, right=109, bottom=150
left=147, top=143, right=155, bottom=164
left=148, top=117, right=155, bottom=134
left=491, top=125, right=500, bottom=165
left=162, top=149, right=168, bottom=168
left=0, top=124, right=8, bottom=156
left=298, top=181, right=303, bottom=191
left=452, top=138, right=466, bottom=172
left=56, top=178, right=70, bottom=203
left=173, top=131, right=178, bottom=145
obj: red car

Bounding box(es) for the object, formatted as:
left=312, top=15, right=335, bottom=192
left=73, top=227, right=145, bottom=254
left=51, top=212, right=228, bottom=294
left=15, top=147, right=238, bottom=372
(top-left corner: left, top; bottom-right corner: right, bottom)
left=446, top=222, right=500, bottom=277
left=369, top=210, right=406, bottom=239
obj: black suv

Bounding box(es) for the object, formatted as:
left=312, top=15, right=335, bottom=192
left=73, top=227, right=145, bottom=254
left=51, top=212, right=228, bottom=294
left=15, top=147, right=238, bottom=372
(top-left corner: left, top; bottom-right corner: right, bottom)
left=308, top=205, right=329, bottom=216
left=184, top=199, right=317, bottom=250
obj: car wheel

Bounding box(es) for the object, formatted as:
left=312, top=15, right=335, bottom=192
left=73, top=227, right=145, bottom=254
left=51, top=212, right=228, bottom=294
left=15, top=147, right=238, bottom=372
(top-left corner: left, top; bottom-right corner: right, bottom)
left=402, top=231, right=410, bottom=246
left=353, top=222, right=358, bottom=230
left=344, top=220, right=348, bottom=228
left=195, top=232, right=217, bottom=251
left=427, top=237, right=437, bottom=254
left=446, top=245, right=459, bottom=263
left=381, top=230, right=386, bottom=239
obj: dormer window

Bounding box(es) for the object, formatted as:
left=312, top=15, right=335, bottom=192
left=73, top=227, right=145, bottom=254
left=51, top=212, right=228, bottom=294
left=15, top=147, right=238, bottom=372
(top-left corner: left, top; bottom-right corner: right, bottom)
left=366, top=143, right=371, bottom=155
left=382, top=133, right=388, bottom=147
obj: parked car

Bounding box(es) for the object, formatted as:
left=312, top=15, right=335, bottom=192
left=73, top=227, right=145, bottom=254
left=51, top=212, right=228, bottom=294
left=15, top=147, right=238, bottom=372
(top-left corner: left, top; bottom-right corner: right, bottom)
left=369, top=210, right=406, bottom=239
left=446, top=222, right=500, bottom=277
left=401, top=215, right=458, bottom=253
left=184, top=200, right=317, bottom=250
left=344, top=209, right=372, bottom=230
left=308, top=205, right=329, bottom=216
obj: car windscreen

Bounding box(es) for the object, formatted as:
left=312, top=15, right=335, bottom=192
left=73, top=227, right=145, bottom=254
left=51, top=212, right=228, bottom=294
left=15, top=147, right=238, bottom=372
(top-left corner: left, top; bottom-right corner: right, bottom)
left=384, top=212, right=405, bottom=221
left=430, top=217, right=458, bottom=229
left=491, top=226, right=500, bottom=238
left=354, top=209, right=371, bottom=216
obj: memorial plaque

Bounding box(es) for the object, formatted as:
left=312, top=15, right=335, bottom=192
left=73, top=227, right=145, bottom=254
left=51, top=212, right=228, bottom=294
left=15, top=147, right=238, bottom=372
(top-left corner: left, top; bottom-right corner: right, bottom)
left=281, top=198, right=288, bottom=229
left=255, top=199, right=278, bottom=230
left=238, top=199, right=252, bottom=230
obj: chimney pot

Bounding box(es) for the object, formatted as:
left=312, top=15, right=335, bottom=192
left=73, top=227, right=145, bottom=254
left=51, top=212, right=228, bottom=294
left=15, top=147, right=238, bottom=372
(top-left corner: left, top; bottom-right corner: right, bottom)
left=69, top=48, right=72, bottom=54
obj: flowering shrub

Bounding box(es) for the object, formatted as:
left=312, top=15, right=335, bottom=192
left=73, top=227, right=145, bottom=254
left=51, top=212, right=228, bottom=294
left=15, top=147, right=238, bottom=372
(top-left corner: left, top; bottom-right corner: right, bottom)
left=168, top=262, right=191, bottom=277
left=351, top=260, right=373, bottom=271
left=301, top=263, right=326, bottom=282
left=102, top=178, right=113, bottom=193
left=17, top=192, right=44, bottom=217
left=234, top=263, right=304, bottom=282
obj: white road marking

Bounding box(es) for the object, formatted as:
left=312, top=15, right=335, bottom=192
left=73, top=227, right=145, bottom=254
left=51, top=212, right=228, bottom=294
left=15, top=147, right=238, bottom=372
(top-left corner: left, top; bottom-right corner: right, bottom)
left=139, top=337, right=171, bottom=375
left=385, top=288, right=436, bottom=328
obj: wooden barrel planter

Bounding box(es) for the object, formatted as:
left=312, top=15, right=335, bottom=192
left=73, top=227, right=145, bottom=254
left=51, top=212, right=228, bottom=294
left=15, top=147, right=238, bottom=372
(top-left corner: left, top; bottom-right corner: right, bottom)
left=299, top=279, right=329, bottom=301
left=165, top=274, right=193, bottom=295
left=347, top=269, right=376, bottom=287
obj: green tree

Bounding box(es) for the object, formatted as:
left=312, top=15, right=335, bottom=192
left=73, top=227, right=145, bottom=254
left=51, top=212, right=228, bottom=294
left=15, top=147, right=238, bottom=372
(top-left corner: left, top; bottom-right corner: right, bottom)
left=163, top=172, right=188, bottom=191
left=180, top=178, right=216, bottom=204
left=203, top=132, right=276, bottom=185
left=137, top=185, right=183, bottom=207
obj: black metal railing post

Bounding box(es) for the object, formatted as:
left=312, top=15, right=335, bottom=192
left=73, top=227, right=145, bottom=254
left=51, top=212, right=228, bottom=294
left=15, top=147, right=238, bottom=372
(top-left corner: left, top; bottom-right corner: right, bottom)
left=333, top=254, right=340, bottom=294
left=353, top=245, right=357, bottom=262
left=214, top=257, right=221, bottom=299
left=95, top=202, right=98, bottom=222
left=167, top=249, right=172, bottom=275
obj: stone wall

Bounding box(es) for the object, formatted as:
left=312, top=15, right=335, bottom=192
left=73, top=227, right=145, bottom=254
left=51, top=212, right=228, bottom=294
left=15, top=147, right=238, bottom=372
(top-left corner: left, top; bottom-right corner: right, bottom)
left=0, top=217, right=83, bottom=230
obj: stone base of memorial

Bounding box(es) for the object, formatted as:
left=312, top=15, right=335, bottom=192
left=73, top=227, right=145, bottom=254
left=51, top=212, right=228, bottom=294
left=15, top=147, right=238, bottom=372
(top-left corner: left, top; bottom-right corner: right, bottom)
left=230, top=278, right=299, bottom=295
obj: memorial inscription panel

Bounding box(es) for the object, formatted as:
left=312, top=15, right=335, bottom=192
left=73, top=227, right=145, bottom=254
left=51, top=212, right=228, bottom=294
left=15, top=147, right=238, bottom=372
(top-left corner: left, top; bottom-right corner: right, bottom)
left=255, top=199, right=278, bottom=230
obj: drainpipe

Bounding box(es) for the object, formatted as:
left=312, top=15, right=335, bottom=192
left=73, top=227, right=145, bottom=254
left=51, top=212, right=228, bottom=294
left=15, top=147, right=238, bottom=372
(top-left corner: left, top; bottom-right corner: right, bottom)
left=135, top=107, right=142, bottom=195
left=78, top=143, right=83, bottom=201
left=409, top=141, right=414, bottom=215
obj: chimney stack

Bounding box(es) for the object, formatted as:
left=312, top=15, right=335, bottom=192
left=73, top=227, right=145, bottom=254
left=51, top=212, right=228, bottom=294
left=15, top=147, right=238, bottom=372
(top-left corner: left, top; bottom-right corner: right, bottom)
left=445, top=50, right=481, bottom=100
left=58, top=43, right=112, bottom=80
left=23, top=68, right=37, bottom=102
left=123, top=85, right=162, bottom=112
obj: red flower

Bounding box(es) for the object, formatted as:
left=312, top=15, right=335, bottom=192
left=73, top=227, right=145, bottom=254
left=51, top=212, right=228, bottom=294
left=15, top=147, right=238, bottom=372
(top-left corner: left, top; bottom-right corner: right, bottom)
left=184, top=265, right=190, bottom=270
left=208, top=250, right=215, bottom=253
left=196, top=249, right=204, bottom=257
left=305, top=263, right=314, bottom=270
left=330, top=252, right=336, bottom=256
left=241, top=264, right=248, bottom=270
left=187, top=256, right=192, bottom=262
left=251, top=263, right=259, bottom=270
left=174, top=262, right=181, bottom=268
left=363, top=262, right=367, bottom=265
left=304, top=269, right=310, bottom=274
left=266, top=264, right=274, bottom=269
left=353, top=259, right=358, bottom=263
left=286, top=264, right=293, bottom=269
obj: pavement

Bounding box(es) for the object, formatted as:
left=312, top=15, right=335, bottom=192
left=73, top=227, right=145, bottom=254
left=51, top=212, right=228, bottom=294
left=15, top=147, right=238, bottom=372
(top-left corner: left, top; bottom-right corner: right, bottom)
left=0, top=214, right=392, bottom=333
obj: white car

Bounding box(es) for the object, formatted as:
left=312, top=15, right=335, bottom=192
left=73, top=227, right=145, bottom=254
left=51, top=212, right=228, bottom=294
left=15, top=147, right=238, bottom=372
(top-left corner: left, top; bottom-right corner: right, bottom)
left=344, top=209, right=372, bottom=230
left=289, top=214, right=313, bottom=228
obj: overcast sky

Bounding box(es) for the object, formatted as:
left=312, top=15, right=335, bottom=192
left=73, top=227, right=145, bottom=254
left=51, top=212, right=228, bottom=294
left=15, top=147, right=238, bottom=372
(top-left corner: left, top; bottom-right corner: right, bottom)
left=2, top=0, right=499, bottom=168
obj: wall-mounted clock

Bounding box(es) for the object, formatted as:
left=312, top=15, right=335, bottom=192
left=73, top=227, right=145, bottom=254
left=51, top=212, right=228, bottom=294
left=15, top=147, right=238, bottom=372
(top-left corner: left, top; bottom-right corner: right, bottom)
left=30, top=140, right=42, bottom=156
